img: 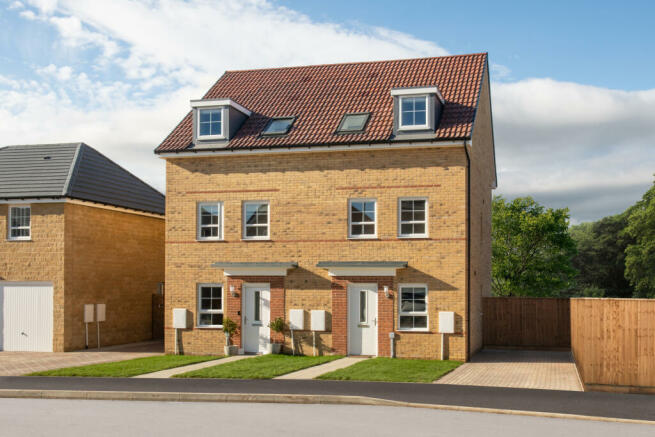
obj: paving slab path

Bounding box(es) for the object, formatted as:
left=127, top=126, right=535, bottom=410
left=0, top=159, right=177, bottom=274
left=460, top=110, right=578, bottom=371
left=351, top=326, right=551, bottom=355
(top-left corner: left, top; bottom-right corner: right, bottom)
left=135, top=355, right=255, bottom=378
left=0, top=341, right=163, bottom=376
left=437, top=349, right=583, bottom=391
left=274, top=356, right=369, bottom=380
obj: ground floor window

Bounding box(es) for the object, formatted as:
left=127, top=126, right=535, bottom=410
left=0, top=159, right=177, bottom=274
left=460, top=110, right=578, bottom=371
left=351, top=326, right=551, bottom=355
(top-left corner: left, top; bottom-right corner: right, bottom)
left=197, top=284, right=223, bottom=327
left=398, top=284, right=428, bottom=331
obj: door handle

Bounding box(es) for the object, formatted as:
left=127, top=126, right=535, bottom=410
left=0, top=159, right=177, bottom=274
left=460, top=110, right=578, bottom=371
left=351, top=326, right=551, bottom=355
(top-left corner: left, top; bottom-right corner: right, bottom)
left=373, top=318, right=377, bottom=327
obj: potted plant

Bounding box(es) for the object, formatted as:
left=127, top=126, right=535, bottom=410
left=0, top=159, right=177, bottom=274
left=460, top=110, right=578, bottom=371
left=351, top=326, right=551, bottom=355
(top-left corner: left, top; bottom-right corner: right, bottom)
left=267, top=317, right=285, bottom=354
left=223, top=317, right=238, bottom=356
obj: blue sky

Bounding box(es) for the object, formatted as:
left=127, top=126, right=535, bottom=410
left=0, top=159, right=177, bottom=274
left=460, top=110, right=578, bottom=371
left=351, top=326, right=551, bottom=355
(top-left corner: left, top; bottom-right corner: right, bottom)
left=0, top=0, right=653, bottom=223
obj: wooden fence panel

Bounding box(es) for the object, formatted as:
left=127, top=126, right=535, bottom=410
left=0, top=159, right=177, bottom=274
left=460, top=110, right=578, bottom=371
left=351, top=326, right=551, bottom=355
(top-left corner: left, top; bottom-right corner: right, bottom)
left=571, top=298, right=655, bottom=392
left=483, top=297, right=570, bottom=348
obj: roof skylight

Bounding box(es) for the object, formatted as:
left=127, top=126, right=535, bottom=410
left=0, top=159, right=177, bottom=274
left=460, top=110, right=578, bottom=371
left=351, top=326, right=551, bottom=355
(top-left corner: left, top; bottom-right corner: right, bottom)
left=337, top=113, right=369, bottom=133
left=262, top=117, right=295, bottom=136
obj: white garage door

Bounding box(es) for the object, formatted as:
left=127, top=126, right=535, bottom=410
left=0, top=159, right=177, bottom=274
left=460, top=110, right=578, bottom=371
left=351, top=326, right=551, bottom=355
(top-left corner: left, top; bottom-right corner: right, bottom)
left=0, top=283, right=53, bottom=352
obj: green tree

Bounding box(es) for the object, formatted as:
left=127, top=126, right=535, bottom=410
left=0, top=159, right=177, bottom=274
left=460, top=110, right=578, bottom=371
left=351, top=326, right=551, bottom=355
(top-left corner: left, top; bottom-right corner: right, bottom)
left=492, top=196, right=577, bottom=296
left=624, top=180, right=655, bottom=298
left=568, top=213, right=634, bottom=297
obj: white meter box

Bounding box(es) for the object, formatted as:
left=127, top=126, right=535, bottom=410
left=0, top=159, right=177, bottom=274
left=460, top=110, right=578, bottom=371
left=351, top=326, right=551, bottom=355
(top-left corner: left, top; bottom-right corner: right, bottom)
left=310, top=310, right=326, bottom=331
left=173, top=308, right=188, bottom=329
left=96, top=304, right=106, bottom=322
left=438, top=311, right=455, bottom=334
left=289, top=309, right=304, bottom=330
left=84, top=304, right=95, bottom=323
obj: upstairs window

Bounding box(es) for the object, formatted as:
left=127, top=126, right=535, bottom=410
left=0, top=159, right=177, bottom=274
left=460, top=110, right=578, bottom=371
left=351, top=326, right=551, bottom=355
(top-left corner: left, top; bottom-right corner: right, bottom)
left=337, top=113, right=370, bottom=133
left=399, top=198, right=428, bottom=238
left=400, top=96, right=428, bottom=129
left=198, top=108, right=223, bottom=138
left=349, top=199, right=376, bottom=238
left=8, top=206, right=30, bottom=240
left=197, top=202, right=223, bottom=240
left=243, top=201, right=270, bottom=240
left=262, top=117, right=294, bottom=136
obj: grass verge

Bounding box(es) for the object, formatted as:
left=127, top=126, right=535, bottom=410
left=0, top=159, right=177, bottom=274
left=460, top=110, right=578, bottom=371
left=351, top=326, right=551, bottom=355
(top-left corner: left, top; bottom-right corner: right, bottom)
left=175, top=354, right=343, bottom=379
left=28, top=355, right=222, bottom=377
left=317, top=357, right=461, bottom=383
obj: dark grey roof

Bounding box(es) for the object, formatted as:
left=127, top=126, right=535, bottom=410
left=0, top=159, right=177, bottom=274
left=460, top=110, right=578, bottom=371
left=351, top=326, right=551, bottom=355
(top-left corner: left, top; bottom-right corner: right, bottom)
left=316, top=261, right=408, bottom=268
left=212, top=262, right=298, bottom=268
left=0, top=143, right=165, bottom=214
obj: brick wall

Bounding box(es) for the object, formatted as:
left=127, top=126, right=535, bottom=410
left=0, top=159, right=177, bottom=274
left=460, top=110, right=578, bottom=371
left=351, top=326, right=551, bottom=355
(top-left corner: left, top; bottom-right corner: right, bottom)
left=165, top=146, right=480, bottom=360
left=0, top=203, right=67, bottom=351
left=63, top=203, right=165, bottom=350
left=468, top=66, right=495, bottom=357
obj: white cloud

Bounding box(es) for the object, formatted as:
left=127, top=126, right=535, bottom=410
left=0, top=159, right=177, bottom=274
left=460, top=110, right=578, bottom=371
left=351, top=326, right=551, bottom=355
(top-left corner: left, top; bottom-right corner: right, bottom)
left=8, top=1, right=24, bottom=10
left=3, top=0, right=654, bottom=222
left=492, top=78, right=655, bottom=221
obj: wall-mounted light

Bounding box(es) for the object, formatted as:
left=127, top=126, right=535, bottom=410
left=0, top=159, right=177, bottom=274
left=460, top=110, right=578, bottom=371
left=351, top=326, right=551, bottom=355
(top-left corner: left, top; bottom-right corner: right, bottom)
left=229, top=285, right=237, bottom=297
left=383, top=286, right=390, bottom=299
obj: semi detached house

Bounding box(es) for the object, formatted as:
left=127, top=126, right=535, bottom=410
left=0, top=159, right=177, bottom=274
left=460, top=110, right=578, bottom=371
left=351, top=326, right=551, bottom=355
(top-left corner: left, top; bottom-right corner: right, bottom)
left=156, top=53, right=497, bottom=361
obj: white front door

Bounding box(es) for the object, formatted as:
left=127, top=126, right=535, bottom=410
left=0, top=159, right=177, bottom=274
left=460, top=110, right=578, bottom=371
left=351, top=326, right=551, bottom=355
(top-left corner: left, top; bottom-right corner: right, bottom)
left=348, top=283, right=378, bottom=356
left=242, top=284, right=270, bottom=354
left=0, top=282, right=54, bottom=352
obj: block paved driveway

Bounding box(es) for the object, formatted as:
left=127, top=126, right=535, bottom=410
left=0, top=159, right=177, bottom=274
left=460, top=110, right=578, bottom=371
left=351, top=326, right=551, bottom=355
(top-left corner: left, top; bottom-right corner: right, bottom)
left=437, top=349, right=583, bottom=391
left=0, top=341, right=163, bottom=376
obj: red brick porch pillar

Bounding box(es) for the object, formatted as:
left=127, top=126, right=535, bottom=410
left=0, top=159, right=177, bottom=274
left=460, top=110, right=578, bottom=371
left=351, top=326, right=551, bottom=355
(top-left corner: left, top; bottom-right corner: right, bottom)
left=225, top=278, right=243, bottom=348
left=376, top=277, right=395, bottom=357
left=331, top=277, right=348, bottom=355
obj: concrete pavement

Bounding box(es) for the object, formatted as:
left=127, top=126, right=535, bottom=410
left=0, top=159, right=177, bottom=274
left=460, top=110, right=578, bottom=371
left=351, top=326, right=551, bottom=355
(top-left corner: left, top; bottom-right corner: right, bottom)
left=1, top=398, right=653, bottom=436
left=2, top=376, right=654, bottom=422
left=274, top=356, right=369, bottom=379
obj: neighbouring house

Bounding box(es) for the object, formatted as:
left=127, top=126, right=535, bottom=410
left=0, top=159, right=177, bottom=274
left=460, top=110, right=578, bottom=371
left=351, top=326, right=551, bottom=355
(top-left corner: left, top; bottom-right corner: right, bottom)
left=155, top=53, right=496, bottom=361
left=0, top=143, right=165, bottom=352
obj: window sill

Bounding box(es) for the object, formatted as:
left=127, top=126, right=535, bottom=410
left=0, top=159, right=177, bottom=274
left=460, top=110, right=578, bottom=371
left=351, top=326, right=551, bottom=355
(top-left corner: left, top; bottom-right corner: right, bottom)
left=397, top=235, right=429, bottom=239
left=196, top=325, right=224, bottom=330
left=347, top=236, right=379, bottom=240
left=395, top=330, right=432, bottom=334
left=398, top=125, right=430, bottom=131
left=7, top=238, right=32, bottom=242
left=242, top=238, right=271, bottom=242
left=197, top=239, right=226, bottom=243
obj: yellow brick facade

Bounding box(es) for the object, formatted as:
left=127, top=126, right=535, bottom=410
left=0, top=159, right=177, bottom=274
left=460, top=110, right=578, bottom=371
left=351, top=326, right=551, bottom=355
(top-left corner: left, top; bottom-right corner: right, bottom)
left=164, top=142, right=490, bottom=361
left=1, top=202, right=165, bottom=351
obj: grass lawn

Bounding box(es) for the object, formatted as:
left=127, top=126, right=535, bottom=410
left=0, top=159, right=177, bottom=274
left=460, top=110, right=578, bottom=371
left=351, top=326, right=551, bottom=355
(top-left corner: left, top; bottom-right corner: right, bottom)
left=176, top=354, right=343, bottom=379
left=317, top=357, right=462, bottom=383
left=28, top=355, right=222, bottom=377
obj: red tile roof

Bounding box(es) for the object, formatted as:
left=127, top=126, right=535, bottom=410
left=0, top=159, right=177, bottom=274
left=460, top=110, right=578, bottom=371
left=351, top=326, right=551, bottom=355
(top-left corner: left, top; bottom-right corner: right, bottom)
left=155, top=53, right=487, bottom=153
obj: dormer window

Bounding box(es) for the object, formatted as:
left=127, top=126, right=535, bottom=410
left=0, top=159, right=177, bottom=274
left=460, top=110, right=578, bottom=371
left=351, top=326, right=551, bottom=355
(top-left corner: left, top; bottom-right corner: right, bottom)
left=198, top=108, right=223, bottom=138
left=391, top=86, right=444, bottom=135
left=190, top=99, right=251, bottom=144
left=400, top=96, right=428, bottom=129
left=262, top=117, right=295, bottom=136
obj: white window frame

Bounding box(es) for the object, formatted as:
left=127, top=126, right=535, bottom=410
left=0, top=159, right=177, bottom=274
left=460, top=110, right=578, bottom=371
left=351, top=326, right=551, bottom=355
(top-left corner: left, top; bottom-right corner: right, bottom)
left=398, top=197, right=429, bottom=238
left=196, top=107, right=226, bottom=140
left=398, top=95, right=430, bottom=131
left=8, top=205, right=31, bottom=241
left=348, top=198, right=377, bottom=239
left=398, top=283, right=429, bottom=332
left=242, top=200, right=270, bottom=240
left=197, top=283, right=224, bottom=328
left=197, top=201, right=223, bottom=241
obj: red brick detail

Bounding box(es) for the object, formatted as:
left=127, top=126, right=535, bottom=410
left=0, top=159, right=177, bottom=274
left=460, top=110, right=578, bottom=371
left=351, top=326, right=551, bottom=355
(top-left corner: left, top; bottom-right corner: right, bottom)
left=226, top=276, right=285, bottom=348
left=330, top=276, right=395, bottom=357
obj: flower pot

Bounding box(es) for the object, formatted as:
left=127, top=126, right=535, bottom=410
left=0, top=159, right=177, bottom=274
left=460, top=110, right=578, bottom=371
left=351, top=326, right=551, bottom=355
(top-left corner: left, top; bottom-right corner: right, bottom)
left=224, top=345, right=238, bottom=356
left=270, top=343, right=282, bottom=354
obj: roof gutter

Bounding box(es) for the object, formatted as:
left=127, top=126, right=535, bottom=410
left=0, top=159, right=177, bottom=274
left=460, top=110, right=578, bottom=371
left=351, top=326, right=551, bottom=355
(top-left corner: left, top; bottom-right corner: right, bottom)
left=156, top=139, right=471, bottom=159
